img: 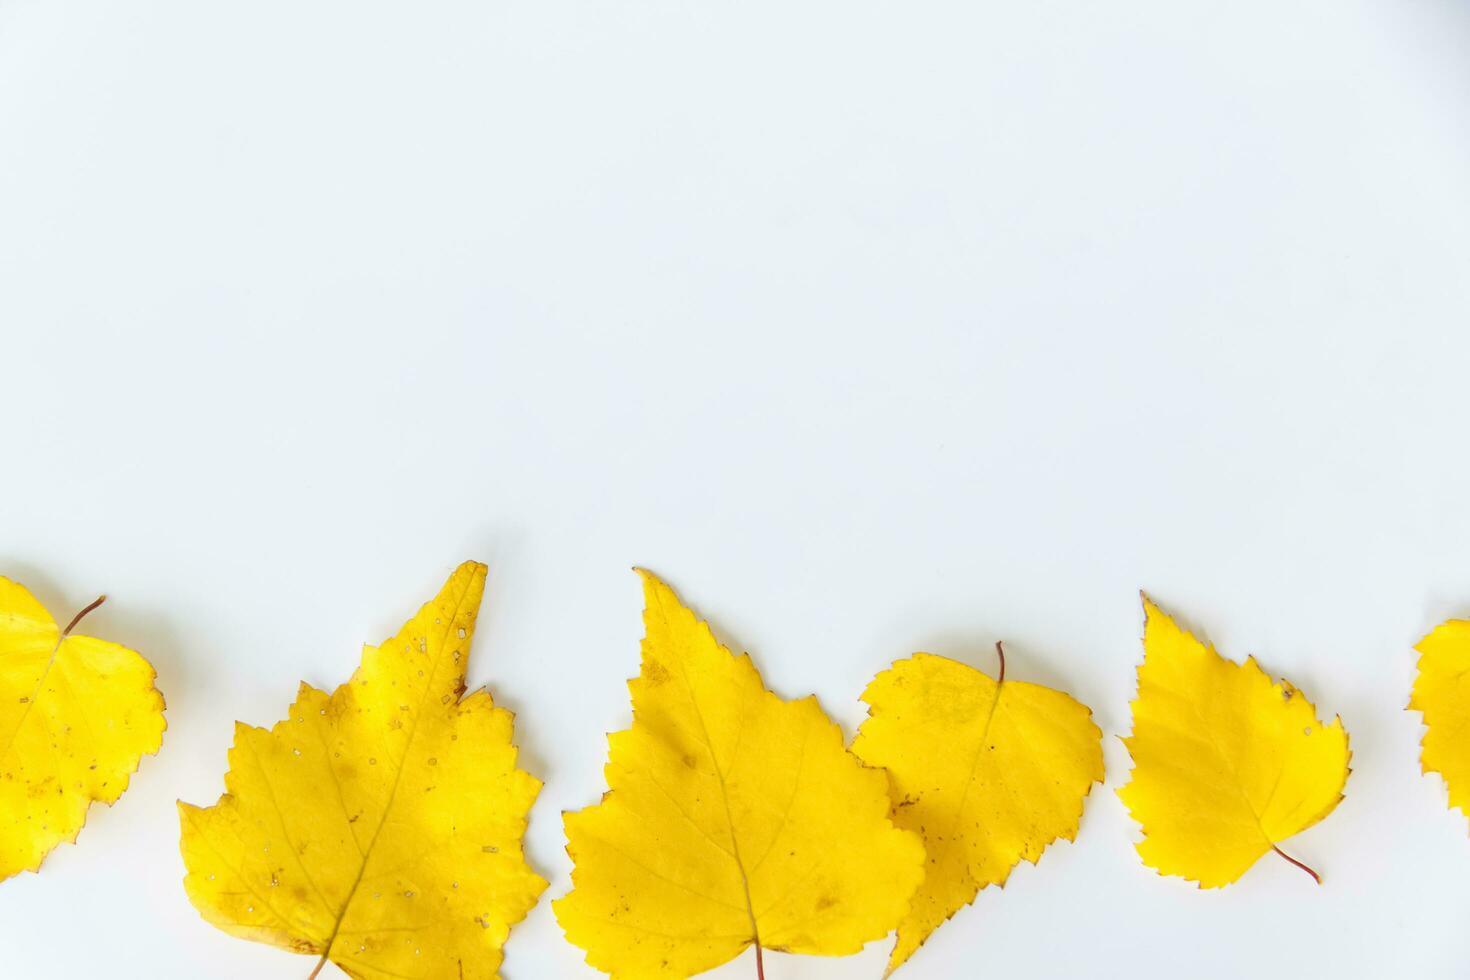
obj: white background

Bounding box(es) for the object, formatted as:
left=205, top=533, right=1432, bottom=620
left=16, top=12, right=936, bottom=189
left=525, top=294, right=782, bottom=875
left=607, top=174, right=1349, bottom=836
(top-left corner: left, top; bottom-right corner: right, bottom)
left=2, top=1, right=1469, bottom=977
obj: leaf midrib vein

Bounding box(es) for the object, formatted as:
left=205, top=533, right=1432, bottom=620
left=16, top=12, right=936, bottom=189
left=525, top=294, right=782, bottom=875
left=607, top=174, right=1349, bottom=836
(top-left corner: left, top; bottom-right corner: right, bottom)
left=1172, top=681, right=1280, bottom=849
left=939, top=673, right=1007, bottom=860
left=657, top=597, right=763, bottom=951
left=315, top=579, right=476, bottom=963
left=0, top=624, right=69, bottom=768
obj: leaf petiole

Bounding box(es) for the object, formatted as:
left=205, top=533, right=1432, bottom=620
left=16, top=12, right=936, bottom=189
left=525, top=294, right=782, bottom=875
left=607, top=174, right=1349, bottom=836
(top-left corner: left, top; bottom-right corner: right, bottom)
left=62, top=595, right=106, bottom=637
left=1271, top=844, right=1321, bottom=885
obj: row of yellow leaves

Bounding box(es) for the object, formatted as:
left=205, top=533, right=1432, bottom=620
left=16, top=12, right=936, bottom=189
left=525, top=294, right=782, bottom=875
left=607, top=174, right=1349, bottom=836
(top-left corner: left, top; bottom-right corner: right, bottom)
left=1, top=563, right=1466, bottom=979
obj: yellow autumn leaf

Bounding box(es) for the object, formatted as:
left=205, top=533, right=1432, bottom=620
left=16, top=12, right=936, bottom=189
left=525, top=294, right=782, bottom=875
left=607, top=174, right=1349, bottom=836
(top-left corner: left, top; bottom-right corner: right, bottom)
left=179, top=561, right=546, bottom=979
left=0, top=577, right=165, bottom=880
left=852, top=645, right=1103, bottom=974
left=1409, top=619, right=1470, bottom=823
left=1119, top=596, right=1350, bottom=888
left=555, top=570, right=924, bottom=980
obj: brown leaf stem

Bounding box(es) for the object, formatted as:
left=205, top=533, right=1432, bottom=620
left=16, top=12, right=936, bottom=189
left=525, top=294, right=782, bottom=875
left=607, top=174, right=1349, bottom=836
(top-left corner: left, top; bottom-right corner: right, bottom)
left=1271, top=844, right=1321, bottom=885
left=62, top=595, right=107, bottom=637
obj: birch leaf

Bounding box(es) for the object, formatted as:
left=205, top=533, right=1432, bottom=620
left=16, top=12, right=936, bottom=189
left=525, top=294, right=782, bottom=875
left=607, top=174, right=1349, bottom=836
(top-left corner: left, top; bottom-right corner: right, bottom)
left=555, top=570, right=923, bottom=979
left=1410, top=619, right=1470, bottom=824
left=0, top=577, right=165, bottom=880
left=1119, top=596, right=1350, bottom=888
left=852, top=646, right=1103, bottom=974
left=179, top=561, right=546, bottom=979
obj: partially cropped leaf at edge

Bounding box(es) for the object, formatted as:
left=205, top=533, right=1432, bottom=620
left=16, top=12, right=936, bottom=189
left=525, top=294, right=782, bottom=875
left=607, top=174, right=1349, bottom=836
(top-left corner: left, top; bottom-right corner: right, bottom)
left=0, top=577, right=166, bottom=880
left=1410, top=620, right=1470, bottom=825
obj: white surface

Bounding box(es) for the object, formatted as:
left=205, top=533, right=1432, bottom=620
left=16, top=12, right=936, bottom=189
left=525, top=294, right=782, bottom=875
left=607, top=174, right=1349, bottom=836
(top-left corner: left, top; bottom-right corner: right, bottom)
left=2, top=1, right=1469, bottom=977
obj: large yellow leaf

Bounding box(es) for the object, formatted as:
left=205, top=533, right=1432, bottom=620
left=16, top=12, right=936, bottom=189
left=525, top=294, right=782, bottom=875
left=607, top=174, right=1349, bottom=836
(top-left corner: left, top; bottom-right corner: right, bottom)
left=1119, top=596, right=1350, bottom=888
left=0, top=577, right=165, bottom=880
left=1410, top=620, right=1470, bottom=823
left=179, top=562, right=546, bottom=979
left=555, top=570, right=924, bottom=979
left=852, top=646, right=1103, bottom=974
